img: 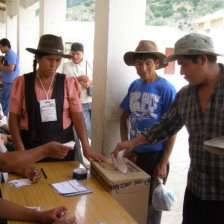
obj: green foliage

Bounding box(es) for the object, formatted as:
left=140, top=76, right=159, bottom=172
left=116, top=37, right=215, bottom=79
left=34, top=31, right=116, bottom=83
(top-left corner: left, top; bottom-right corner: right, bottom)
left=66, top=0, right=224, bottom=30
left=66, top=0, right=95, bottom=22
left=145, top=0, right=224, bottom=30
left=163, top=9, right=174, bottom=17
left=212, top=1, right=224, bottom=10
left=154, top=11, right=162, bottom=17
left=67, top=0, right=89, bottom=8
left=192, top=0, right=200, bottom=7
left=177, top=6, right=187, bottom=12
left=150, top=20, right=166, bottom=26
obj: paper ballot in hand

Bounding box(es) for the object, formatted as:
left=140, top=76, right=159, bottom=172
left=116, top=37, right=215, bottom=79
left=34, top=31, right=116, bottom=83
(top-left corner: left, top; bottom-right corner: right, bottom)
left=111, top=149, right=128, bottom=174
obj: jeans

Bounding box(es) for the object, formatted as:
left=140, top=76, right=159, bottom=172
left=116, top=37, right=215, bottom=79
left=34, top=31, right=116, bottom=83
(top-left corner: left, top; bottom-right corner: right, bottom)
left=136, top=151, right=169, bottom=224
left=82, top=102, right=92, bottom=139
left=0, top=82, right=13, bottom=116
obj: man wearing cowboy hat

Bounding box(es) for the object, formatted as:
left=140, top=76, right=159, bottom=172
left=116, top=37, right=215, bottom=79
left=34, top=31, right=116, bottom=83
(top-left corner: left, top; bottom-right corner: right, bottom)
left=118, top=40, right=176, bottom=224
left=114, top=33, right=224, bottom=224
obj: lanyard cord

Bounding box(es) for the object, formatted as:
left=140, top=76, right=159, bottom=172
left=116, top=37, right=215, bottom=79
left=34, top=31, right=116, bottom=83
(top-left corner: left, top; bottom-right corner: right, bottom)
left=38, top=72, right=56, bottom=100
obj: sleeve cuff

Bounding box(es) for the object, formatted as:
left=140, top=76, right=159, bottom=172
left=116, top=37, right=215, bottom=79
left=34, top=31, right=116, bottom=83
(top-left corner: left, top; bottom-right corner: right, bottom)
left=143, top=128, right=158, bottom=146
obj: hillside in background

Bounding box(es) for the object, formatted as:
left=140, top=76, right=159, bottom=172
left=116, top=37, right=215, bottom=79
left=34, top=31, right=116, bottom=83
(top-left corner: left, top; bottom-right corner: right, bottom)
left=66, top=0, right=224, bottom=30
left=146, top=0, right=224, bottom=30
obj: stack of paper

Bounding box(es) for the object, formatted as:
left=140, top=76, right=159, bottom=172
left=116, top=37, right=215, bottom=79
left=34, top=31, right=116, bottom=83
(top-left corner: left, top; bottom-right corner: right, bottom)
left=203, top=136, right=224, bottom=156
left=51, top=179, right=92, bottom=197
left=8, top=179, right=32, bottom=187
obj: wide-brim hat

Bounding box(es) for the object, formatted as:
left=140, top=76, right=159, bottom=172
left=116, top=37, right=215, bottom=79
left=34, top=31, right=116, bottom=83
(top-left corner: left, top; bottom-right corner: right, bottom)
left=164, top=32, right=223, bottom=63
left=124, top=40, right=168, bottom=69
left=26, top=34, right=72, bottom=59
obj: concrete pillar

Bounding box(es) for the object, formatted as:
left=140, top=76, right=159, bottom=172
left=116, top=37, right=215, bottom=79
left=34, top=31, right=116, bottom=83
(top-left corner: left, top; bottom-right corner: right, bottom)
left=0, top=11, right=6, bottom=39
left=92, top=0, right=146, bottom=157
left=39, top=0, right=66, bottom=36
left=6, top=0, right=17, bottom=52
left=17, top=1, right=39, bottom=75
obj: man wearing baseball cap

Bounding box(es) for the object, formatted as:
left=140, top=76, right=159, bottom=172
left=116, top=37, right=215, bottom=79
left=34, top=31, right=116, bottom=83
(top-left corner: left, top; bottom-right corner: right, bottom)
left=114, top=33, right=224, bottom=224
left=118, top=40, right=176, bottom=224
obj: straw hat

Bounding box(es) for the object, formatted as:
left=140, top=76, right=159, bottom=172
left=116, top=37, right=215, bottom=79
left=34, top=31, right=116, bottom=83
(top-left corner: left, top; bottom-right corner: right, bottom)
left=164, top=32, right=223, bottom=63
left=26, top=34, right=72, bottom=59
left=124, top=40, right=168, bottom=69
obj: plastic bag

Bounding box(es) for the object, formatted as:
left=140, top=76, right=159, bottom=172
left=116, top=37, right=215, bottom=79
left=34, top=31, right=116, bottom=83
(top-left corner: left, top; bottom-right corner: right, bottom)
left=152, top=179, right=177, bottom=211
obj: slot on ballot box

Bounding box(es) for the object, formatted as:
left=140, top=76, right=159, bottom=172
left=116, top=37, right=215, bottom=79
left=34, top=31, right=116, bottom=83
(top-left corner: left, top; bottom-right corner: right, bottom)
left=91, top=158, right=151, bottom=224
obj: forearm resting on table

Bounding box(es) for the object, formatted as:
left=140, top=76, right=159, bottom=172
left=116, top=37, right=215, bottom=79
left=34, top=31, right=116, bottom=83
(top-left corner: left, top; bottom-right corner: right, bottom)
left=0, top=199, right=42, bottom=222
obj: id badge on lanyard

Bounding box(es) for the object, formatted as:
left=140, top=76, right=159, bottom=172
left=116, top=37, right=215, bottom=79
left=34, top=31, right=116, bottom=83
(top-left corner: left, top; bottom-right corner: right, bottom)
left=40, top=99, right=57, bottom=122
left=38, top=72, right=57, bottom=123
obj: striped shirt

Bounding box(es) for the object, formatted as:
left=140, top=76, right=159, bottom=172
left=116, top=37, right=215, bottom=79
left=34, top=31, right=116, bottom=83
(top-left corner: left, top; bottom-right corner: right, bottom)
left=144, top=63, right=224, bottom=201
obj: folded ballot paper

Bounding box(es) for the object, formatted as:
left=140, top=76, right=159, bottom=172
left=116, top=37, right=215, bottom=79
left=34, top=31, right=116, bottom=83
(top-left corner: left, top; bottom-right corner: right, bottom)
left=111, top=149, right=128, bottom=174
left=204, top=136, right=224, bottom=156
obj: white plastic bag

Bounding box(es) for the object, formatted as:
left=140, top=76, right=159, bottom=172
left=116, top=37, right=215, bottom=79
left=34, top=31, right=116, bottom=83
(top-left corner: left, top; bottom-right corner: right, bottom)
left=152, top=179, right=177, bottom=211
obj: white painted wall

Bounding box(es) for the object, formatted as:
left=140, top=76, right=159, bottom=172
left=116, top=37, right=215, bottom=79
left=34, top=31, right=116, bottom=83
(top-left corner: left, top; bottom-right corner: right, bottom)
left=91, top=0, right=146, bottom=157
left=17, top=1, right=39, bottom=75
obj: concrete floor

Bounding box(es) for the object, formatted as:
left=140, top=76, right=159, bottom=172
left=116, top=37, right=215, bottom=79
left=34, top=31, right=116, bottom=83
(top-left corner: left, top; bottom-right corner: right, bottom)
left=161, top=127, right=190, bottom=224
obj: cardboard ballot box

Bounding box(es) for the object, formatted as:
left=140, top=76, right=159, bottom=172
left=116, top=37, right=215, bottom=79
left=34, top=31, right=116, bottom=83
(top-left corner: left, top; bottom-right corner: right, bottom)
left=91, top=159, right=151, bottom=224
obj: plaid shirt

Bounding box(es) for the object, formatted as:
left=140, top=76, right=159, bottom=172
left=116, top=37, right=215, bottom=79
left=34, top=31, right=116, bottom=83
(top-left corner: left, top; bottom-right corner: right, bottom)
left=144, top=63, right=224, bottom=201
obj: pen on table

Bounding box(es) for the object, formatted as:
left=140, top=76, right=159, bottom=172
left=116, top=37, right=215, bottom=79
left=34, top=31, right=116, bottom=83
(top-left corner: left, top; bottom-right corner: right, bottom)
left=41, top=168, right=47, bottom=179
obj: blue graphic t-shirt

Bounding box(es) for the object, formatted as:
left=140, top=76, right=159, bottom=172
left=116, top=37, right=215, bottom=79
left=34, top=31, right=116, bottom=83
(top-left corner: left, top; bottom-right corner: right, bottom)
left=120, top=76, right=176, bottom=153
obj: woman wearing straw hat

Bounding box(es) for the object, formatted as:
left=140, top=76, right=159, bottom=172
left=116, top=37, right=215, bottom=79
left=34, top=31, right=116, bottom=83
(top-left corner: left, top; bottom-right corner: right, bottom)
left=117, top=40, right=176, bottom=224
left=8, top=34, right=105, bottom=163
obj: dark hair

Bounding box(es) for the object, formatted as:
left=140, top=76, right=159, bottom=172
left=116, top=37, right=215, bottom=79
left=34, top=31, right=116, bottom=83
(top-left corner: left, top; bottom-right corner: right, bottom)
left=33, top=52, right=53, bottom=74
left=70, top=42, right=84, bottom=52
left=0, top=38, right=11, bottom=48
left=182, top=54, right=217, bottom=63
left=134, top=53, right=159, bottom=63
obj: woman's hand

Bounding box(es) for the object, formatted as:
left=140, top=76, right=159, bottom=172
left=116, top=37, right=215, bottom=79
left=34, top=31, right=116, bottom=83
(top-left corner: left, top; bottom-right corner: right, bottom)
left=83, top=147, right=106, bottom=162
left=43, top=142, right=74, bottom=159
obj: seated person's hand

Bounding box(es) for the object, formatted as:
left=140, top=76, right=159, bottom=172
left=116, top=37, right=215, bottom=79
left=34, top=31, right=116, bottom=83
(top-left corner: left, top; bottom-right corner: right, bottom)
left=43, top=142, right=74, bottom=159
left=38, top=206, right=70, bottom=223
left=53, top=215, right=77, bottom=224
left=24, top=166, right=41, bottom=183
